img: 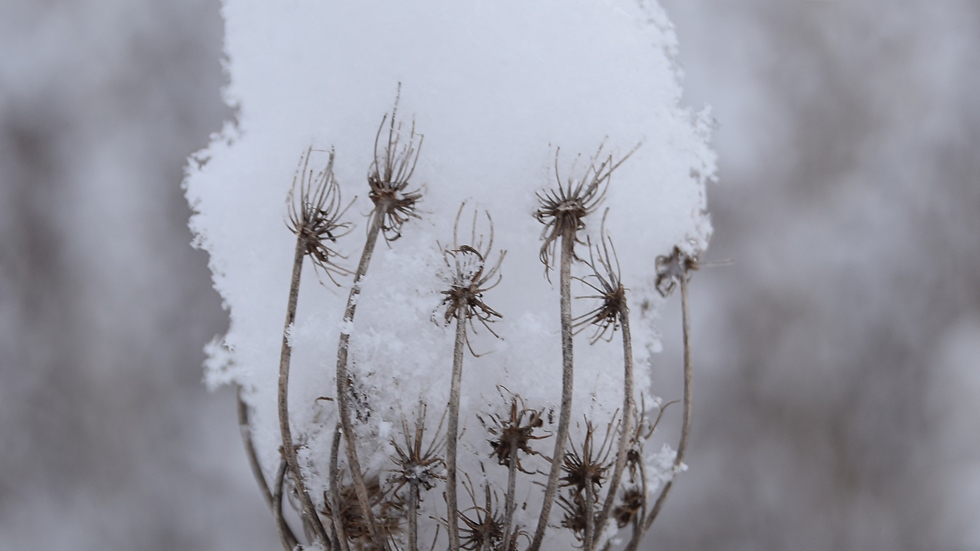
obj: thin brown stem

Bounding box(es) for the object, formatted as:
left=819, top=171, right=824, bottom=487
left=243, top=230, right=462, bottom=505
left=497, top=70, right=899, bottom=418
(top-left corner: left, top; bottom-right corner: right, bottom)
left=273, top=459, right=301, bottom=551
left=501, top=453, right=518, bottom=551
left=335, top=209, right=385, bottom=547
left=446, top=314, right=467, bottom=551
left=329, top=424, right=350, bottom=551
left=408, top=482, right=420, bottom=551
left=626, top=276, right=693, bottom=551
left=278, top=238, right=330, bottom=545
left=529, top=225, right=576, bottom=551
left=238, top=387, right=300, bottom=548
left=593, top=304, right=635, bottom=543
left=584, top=480, right=596, bottom=551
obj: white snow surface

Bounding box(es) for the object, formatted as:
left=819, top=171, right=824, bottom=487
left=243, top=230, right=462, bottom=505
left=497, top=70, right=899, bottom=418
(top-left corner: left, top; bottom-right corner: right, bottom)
left=184, top=0, right=713, bottom=546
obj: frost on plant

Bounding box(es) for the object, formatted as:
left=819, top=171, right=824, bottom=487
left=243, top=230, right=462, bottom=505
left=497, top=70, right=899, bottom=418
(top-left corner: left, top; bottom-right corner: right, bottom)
left=184, top=1, right=715, bottom=549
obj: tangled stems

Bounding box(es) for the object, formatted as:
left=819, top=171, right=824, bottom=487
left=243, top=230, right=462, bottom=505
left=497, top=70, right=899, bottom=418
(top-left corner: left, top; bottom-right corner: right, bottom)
left=237, top=388, right=299, bottom=549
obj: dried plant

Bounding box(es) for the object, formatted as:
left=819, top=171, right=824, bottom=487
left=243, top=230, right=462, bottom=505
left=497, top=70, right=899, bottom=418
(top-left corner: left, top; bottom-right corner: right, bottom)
left=322, top=472, right=404, bottom=551
left=439, top=204, right=506, bottom=551
left=276, top=146, right=354, bottom=547
left=334, top=91, right=427, bottom=549
left=287, top=146, right=355, bottom=284
left=368, top=85, right=423, bottom=243
left=478, top=390, right=550, bottom=551
left=390, top=405, right=447, bottom=551
left=457, top=474, right=512, bottom=551
left=528, top=144, right=635, bottom=551
left=244, top=105, right=704, bottom=551
left=558, top=419, right=616, bottom=547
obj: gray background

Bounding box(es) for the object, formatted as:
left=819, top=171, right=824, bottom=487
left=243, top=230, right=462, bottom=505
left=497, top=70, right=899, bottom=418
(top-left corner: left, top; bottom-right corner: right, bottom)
left=1, top=1, right=978, bottom=549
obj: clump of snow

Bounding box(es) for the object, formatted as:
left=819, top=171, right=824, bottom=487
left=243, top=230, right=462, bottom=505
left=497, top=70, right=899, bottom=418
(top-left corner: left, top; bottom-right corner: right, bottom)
left=185, top=0, right=713, bottom=547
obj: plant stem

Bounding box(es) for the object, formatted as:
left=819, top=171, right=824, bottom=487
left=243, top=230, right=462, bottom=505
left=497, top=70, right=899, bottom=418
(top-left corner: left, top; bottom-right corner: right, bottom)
left=329, top=424, right=350, bottom=551
left=335, top=210, right=385, bottom=546
left=529, top=225, right=576, bottom=551
left=625, top=276, right=693, bottom=551
left=278, top=238, right=330, bottom=546
left=408, top=482, right=420, bottom=551
left=273, top=459, right=300, bottom=551
left=446, top=314, right=466, bottom=551
left=592, top=303, right=635, bottom=544
left=501, top=451, right=518, bottom=551
left=238, top=387, right=300, bottom=548
left=584, top=482, right=596, bottom=551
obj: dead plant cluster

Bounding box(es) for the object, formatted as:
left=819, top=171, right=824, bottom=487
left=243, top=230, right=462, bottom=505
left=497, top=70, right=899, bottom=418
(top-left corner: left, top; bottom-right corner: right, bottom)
left=237, top=92, right=702, bottom=551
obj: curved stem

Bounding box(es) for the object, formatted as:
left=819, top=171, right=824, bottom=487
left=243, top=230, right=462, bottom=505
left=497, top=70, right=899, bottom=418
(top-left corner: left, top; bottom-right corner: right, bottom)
left=446, top=315, right=466, bottom=551
left=335, top=210, right=385, bottom=546
left=278, top=238, right=329, bottom=545
left=593, top=302, right=635, bottom=544
left=628, top=276, right=693, bottom=551
left=238, top=387, right=300, bottom=548
left=273, top=459, right=301, bottom=551
left=529, top=225, right=576, bottom=551
left=329, top=424, right=350, bottom=551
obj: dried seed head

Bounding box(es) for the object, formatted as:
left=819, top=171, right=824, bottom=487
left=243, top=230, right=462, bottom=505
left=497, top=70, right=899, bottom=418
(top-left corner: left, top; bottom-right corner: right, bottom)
left=534, top=142, right=637, bottom=270
left=458, top=475, right=507, bottom=551
left=479, top=391, right=549, bottom=474
left=560, top=418, right=615, bottom=496
left=368, top=86, right=424, bottom=242
left=437, top=204, right=506, bottom=355
left=654, top=246, right=699, bottom=298
left=287, top=146, right=355, bottom=284
left=557, top=492, right=601, bottom=542
left=390, top=404, right=447, bottom=495
left=612, top=487, right=645, bottom=529
left=322, top=473, right=403, bottom=549
left=573, top=210, right=627, bottom=343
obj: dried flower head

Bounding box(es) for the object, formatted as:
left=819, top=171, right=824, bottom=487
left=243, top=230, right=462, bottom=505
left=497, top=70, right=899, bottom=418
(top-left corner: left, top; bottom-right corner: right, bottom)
left=534, top=143, right=637, bottom=270
left=322, top=472, right=402, bottom=549
left=573, top=211, right=627, bottom=344
left=287, top=146, right=355, bottom=284
left=612, top=487, right=645, bottom=529
left=478, top=390, right=550, bottom=474
left=557, top=492, right=601, bottom=542
left=368, top=87, right=424, bottom=242
left=654, top=246, right=699, bottom=298
left=437, top=204, right=506, bottom=355
left=390, top=404, right=447, bottom=496
left=560, top=418, right=615, bottom=496
left=458, top=475, right=506, bottom=551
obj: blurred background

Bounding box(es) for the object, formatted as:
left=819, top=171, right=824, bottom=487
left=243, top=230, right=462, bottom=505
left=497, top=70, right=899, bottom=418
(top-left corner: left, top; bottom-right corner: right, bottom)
left=1, top=0, right=977, bottom=549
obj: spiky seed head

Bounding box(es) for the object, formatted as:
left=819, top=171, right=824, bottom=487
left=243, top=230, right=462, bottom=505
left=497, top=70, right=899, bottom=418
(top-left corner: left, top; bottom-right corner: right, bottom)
left=287, top=146, right=355, bottom=284
left=367, top=87, right=424, bottom=242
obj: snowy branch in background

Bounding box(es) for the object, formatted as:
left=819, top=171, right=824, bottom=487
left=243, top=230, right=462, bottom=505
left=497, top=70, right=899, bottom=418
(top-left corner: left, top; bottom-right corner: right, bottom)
left=184, top=1, right=715, bottom=549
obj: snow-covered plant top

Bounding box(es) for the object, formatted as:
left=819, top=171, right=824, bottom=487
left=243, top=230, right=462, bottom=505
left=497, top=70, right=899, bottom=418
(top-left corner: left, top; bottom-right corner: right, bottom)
left=184, top=1, right=714, bottom=549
